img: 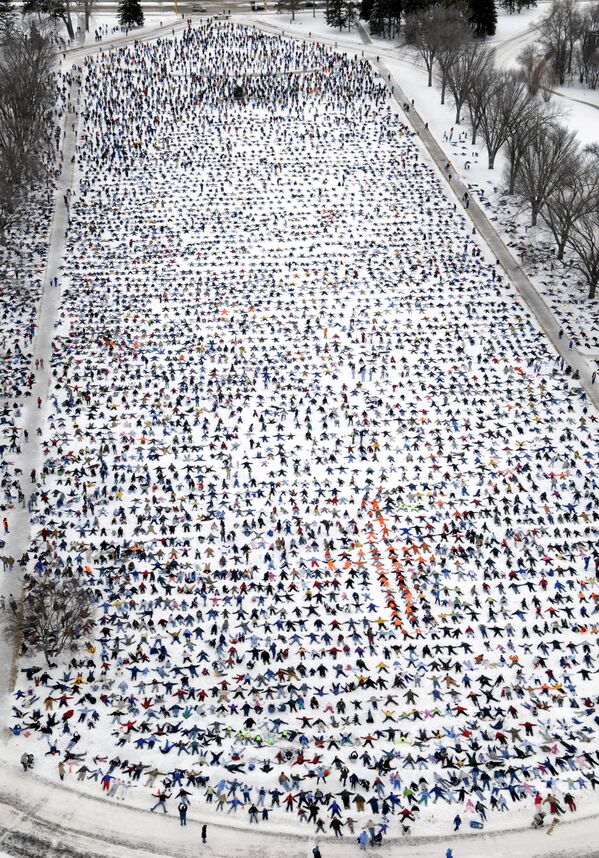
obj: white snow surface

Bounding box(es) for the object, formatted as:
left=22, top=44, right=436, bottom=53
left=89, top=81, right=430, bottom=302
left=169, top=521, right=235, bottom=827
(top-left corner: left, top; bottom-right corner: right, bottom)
left=234, top=10, right=599, bottom=355
left=2, top=16, right=599, bottom=851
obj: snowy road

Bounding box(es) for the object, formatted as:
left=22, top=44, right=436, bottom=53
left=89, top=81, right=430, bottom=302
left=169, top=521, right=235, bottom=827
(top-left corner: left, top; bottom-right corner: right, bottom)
left=0, top=763, right=598, bottom=858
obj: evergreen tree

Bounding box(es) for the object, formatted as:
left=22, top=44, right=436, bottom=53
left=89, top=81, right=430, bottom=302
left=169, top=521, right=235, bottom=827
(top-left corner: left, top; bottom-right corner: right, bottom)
left=368, top=0, right=389, bottom=35
left=359, top=0, right=373, bottom=21
left=326, top=0, right=346, bottom=29
left=500, top=0, right=536, bottom=11
left=369, top=0, right=401, bottom=37
left=346, top=0, right=358, bottom=28
left=118, top=0, right=144, bottom=28
left=468, top=0, right=497, bottom=36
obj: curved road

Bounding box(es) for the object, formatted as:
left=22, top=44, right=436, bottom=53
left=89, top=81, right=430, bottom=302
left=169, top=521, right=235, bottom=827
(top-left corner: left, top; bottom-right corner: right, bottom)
left=0, top=762, right=597, bottom=858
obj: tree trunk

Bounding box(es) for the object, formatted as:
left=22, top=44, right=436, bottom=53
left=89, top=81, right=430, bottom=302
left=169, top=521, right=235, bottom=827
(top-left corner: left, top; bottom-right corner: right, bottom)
left=487, top=151, right=495, bottom=169
left=508, top=153, right=517, bottom=194
left=427, top=62, right=433, bottom=87
left=589, top=279, right=597, bottom=300
left=557, top=236, right=567, bottom=261
left=531, top=205, right=539, bottom=227
left=63, top=10, right=75, bottom=40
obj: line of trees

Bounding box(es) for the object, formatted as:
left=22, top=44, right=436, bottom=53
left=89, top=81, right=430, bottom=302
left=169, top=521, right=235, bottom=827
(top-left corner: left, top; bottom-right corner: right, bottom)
left=0, top=24, right=58, bottom=236
left=403, top=3, right=599, bottom=299
left=326, top=0, right=359, bottom=30
left=535, top=0, right=599, bottom=89
left=19, top=0, right=101, bottom=40
left=500, top=0, right=536, bottom=12
left=18, top=0, right=143, bottom=37
left=359, top=0, right=532, bottom=40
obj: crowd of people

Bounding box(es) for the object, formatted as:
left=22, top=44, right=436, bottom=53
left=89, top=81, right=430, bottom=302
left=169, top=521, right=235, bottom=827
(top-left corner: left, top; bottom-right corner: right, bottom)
left=440, top=122, right=599, bottom=357
left=7, top=21, right=599, bottom=840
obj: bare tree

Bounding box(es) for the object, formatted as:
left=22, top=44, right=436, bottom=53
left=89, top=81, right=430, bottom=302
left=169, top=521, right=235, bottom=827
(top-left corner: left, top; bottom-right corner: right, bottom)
left=542, top=149, right=599, bottom=259
left=539, top=0, right=583, bottom=85
left=464, top=63, right=494, bottom=144
left=403, top=3, right=450, bottom=88
left=16, top=566, right=96, bottom=666
left=504, top=99, right=561, bottom=194
left=476, top=70, right=535, bottom=168
left=22, top=0, right=75, bottom=41
left=576, top=36, right=599, bottom=88
left=564, top=0, right=584, bottom=76
left=518, top=43, right=555, bottom=95
left=514, top=122, right=579, bottom=225
left=576, top=3, right=599, bottom=88
left=567, top=209, right=599, bottom=299
left=434, top=7, right=472, bottom=106
left=0, top=25, right=57, bottom=240
left=82, top=0, right=94, bottom=32
left=445, top=42, right=495, bottom=124
left=277, top=0, right=303, bottom=22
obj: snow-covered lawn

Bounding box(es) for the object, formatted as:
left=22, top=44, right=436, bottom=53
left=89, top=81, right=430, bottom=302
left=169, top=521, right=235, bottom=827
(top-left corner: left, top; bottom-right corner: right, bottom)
left=248, top=8, right=599, bottom=353
left=3, top=15, right=599, bottom=850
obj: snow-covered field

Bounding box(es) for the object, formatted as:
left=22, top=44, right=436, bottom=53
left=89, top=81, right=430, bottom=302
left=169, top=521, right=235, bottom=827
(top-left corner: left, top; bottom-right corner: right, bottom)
left=249, top=8, right=599, bottom=356
left=370, top=6, right=599, bottom=356
left=2, top=14, right=599, bottom=853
